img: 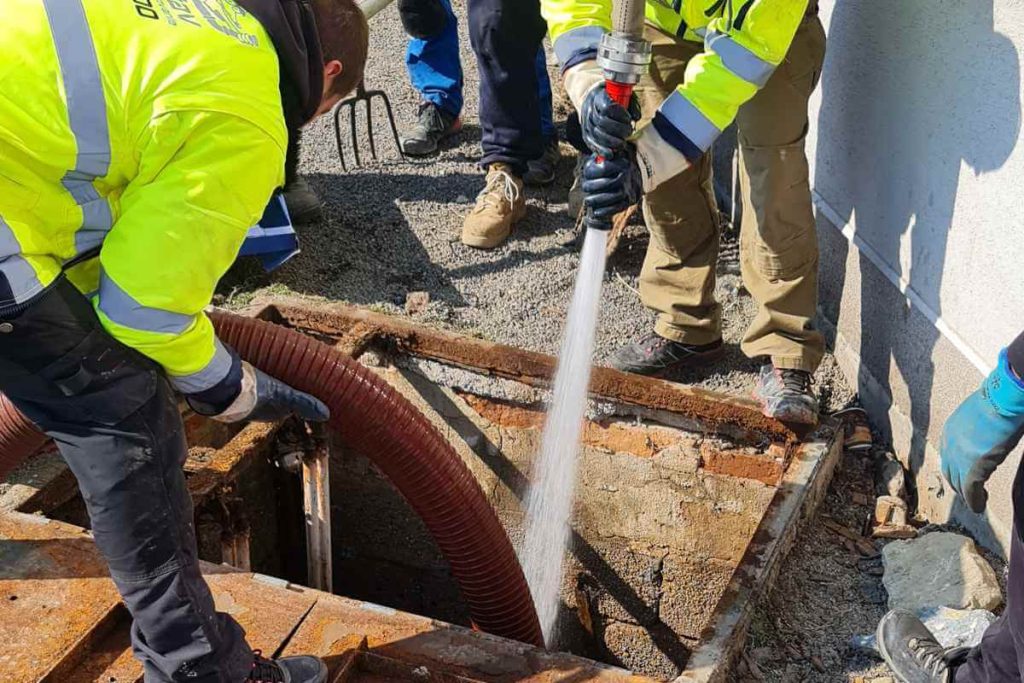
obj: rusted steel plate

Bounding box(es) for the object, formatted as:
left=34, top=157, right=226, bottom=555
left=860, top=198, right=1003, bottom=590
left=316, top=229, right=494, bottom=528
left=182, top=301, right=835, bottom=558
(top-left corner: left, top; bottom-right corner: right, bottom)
left=12, top=413, right=278, bottom=521
left=186, top=421, right=283, bottom=503
left=334, top=649, right=486, bottom=682
left=266, top=299, right=795, bottom=444
left=1, top=506, right=316, bottom=682
left=64, top=571, right=319, bottom=683
left=60, top=612, right=138, bottom=683
left=206, top=572, right=319, bottom=653
left=0, top=513, right=122, bottom=682
left=282, top=593, right=658, bottom=682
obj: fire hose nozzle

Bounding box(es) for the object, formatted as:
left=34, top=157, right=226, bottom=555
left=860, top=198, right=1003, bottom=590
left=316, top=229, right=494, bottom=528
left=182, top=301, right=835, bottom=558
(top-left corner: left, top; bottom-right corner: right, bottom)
left=597, top=32, right=653, bottom=89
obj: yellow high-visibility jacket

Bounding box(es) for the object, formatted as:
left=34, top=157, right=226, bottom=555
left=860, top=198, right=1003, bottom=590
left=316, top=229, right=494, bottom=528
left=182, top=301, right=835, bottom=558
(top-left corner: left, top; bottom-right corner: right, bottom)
left=0, top=0, right=286, bottom=393
left=544, top=0, right=808, bottom=164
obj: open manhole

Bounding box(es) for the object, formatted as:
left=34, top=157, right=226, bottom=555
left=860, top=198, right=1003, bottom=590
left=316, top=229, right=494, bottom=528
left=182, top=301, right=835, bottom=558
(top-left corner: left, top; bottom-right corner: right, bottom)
left=0, top=299, right=841, bottom=683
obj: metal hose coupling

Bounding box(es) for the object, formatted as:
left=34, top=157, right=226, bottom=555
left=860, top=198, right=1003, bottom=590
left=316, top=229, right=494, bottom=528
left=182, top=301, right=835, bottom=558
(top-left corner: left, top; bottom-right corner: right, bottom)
left=598, top=0, right=651, bottom=103
left=597, top=32, right=652, bottom=92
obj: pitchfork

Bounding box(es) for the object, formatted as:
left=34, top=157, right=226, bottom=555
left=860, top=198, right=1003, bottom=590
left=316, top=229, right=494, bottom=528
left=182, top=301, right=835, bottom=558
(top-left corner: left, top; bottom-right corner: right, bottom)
left=333, top=79, right=404, bottom=171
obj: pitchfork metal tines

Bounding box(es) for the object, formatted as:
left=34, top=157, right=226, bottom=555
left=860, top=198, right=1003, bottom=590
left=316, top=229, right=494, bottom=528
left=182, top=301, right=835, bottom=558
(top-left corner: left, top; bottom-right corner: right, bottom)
left=333, top=80, right=404, bottom=171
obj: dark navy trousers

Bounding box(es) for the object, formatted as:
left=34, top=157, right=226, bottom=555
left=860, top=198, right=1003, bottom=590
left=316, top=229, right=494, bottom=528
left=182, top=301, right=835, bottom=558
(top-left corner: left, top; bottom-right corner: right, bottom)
left=0, top=279, right=250, bottom=683
left=955, top=523, right=1023, bottom=680
left=467, top=0, right=549, bottom=174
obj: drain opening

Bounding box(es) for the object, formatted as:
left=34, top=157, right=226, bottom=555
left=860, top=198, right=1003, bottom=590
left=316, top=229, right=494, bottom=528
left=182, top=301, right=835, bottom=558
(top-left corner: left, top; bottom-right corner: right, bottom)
left=39, top=361, right=783, bottom=681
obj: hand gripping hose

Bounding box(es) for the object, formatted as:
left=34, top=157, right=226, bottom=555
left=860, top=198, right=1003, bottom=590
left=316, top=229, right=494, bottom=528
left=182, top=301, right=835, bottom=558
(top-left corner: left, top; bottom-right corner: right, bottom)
left=0, top=311, right=544, bottom=647
left=591, top=0, right=651, bottom=169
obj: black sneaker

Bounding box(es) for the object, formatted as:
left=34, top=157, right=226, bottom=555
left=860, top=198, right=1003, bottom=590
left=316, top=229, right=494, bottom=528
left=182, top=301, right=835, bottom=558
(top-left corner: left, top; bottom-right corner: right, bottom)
left=282, top=177, right=323, bottom=225
left=753, top=365, right=819, bottom=424
left=609, top=332, right=724, bottom=376
left=400, top=102, right=462, bottom=156
left=877, top=610, right=970, bottom=683
left=245, top=649, right=328, bottom=683
left=524, top=138, right=561, bottom=186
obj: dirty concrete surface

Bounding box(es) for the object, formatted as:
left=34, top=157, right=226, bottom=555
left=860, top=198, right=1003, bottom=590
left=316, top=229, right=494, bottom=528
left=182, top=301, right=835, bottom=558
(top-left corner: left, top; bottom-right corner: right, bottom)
left=213, top=2, right=933, bottom=680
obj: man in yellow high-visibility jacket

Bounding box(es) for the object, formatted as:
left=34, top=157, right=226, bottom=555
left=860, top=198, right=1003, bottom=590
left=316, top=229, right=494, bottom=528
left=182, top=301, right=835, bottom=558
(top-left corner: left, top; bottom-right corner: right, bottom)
left=0, top=0, right=367, bottom=680
left=544, top=0, right=826, bottom=424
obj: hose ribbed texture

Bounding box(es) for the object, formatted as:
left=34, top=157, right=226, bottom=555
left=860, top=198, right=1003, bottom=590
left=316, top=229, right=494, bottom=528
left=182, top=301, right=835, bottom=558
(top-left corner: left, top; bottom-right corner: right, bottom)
left=0, top=394, right=48, bottom=469
left=0, top=312, right=543, bottom=647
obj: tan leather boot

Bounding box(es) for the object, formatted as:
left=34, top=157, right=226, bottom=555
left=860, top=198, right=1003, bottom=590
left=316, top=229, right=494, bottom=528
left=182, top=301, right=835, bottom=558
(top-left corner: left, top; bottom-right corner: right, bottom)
left=461, top=163, right=526, bottom=249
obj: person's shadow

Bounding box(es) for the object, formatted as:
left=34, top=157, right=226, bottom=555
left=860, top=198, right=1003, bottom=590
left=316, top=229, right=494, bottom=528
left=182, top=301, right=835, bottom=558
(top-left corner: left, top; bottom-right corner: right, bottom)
left=816, top=1, right=1020, bottom=542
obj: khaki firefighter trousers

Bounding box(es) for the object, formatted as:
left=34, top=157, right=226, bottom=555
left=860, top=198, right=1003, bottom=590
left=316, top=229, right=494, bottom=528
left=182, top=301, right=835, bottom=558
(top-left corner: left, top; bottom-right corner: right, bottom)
left=636, top=11, right=827, bottom=372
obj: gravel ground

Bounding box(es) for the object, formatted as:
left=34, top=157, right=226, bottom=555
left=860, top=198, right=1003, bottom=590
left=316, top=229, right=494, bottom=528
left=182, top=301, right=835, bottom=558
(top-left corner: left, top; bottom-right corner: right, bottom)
left=220, top=0, right=855, bottom=413
left=217, top=4, right=986, bottom=681
left=738, top=446, right=896, bottom=683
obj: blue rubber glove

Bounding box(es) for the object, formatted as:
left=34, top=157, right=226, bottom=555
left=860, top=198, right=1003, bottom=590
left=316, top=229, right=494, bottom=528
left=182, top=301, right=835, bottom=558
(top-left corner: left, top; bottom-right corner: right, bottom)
left=581, top=147, right=643, bottom=231
left=941, top=349, right=1024, bottom=513
left=580, top=84, right=641, bottom=158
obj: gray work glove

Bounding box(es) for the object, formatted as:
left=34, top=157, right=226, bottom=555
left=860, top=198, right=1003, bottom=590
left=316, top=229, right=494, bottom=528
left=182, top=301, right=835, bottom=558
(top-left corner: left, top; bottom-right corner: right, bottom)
left=188, top=360, right=329, bottom=424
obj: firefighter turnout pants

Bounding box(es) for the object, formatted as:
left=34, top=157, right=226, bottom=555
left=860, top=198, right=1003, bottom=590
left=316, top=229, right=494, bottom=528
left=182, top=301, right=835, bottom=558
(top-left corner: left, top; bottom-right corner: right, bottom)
left=636, top=9, right=827, bottom=372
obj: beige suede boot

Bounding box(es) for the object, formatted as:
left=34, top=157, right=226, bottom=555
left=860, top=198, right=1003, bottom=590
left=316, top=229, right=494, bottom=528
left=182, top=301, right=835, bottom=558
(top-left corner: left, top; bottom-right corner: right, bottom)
left=461, top=163, right=525, bottom=249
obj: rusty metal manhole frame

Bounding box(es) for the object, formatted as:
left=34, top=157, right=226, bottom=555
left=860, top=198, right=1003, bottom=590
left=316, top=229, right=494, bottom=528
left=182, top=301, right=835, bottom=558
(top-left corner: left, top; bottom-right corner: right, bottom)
left=0, top=298, right=842, bottom=683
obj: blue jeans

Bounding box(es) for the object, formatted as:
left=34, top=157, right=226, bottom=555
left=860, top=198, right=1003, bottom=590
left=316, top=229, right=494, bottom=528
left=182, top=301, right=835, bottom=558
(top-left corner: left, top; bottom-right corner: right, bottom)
left=405, top=0, right=555, bottom=165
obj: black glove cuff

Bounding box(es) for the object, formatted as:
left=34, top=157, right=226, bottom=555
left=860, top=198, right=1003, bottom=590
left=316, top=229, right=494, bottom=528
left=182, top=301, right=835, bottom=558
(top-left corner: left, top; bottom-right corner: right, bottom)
left=185, top=347, right=243, bottom=416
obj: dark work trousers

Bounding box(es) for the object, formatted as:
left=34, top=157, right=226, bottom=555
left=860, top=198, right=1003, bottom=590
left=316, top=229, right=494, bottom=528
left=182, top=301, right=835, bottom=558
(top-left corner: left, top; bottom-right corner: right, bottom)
left=0, top=278, right=251, bottom=683
left=955, top=470, right=1024, bottom=680
left=1008, top=330, right=1024, bottom=389
left=285, top=126, right=301, bottom=187
left=467, top=0, right=548, bottom=176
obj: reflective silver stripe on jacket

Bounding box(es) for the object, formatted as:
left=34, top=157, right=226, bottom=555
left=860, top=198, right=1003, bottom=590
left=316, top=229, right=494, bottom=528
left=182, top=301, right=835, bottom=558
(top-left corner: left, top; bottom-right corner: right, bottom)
left=42, top=0, right=113, bottom=255
left=553, top=25, right=606, bottom=66
left=0, top=216, right=43, bottom=304
left=658, top=91, right=721, bottom=153
left=98, top=271, right=197, bottom=335
left=705, top=30, right=775, bottom=87
left=169, top=339, right=234, bottom=393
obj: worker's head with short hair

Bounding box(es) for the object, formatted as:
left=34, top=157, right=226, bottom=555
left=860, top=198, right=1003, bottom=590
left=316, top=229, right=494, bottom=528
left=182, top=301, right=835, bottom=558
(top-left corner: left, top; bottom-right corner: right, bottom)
left=310, top=0, right=369, bottom=116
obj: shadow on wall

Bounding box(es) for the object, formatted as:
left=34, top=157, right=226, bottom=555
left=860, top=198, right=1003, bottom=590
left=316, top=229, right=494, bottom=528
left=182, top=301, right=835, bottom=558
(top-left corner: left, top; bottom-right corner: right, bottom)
left=815, top=2, right=1020, bottom=533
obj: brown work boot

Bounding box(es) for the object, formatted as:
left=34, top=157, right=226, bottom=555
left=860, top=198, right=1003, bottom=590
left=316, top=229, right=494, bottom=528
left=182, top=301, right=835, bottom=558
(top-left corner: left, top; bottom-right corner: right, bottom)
left=461, top=163, right=526, bottom=249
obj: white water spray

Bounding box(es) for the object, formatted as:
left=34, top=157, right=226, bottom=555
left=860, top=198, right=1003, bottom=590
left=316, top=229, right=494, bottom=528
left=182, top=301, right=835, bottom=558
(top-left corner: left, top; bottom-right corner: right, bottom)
left=519, top=228, right=609, bottom=645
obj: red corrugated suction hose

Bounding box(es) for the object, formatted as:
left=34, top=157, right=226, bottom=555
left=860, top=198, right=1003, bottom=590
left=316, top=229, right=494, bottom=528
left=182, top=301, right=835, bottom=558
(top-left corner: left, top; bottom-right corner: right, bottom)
left=0, top=394, right=48, bottom=467
left=0, top=311, right=543, bottom=647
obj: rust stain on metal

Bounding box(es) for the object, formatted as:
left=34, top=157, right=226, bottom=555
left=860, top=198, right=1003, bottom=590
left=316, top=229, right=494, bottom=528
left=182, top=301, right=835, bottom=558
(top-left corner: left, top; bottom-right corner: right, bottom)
left=459, top=392, right=689, bottom=459
left=61, top=610, right=139, bottom=683
left=185, top=421, right=282, bottom=503
left=334, top=321, right=379, bottom=358
left=267, top=300, right=797, bottom=445
left=15, top=466, right=79, bottom=515
left=283, top=592, right=660, bottom=682
left=33, top=567, right=318, bottom=683
left=205, top=571, right=319, bottom=652
left=20, top=411, right=276, bottom=520
left=181, top=409, right=241, bottom=449
left=698, top=442, right=786, bottom=487
left=0, top=514, right=123, bottom=683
